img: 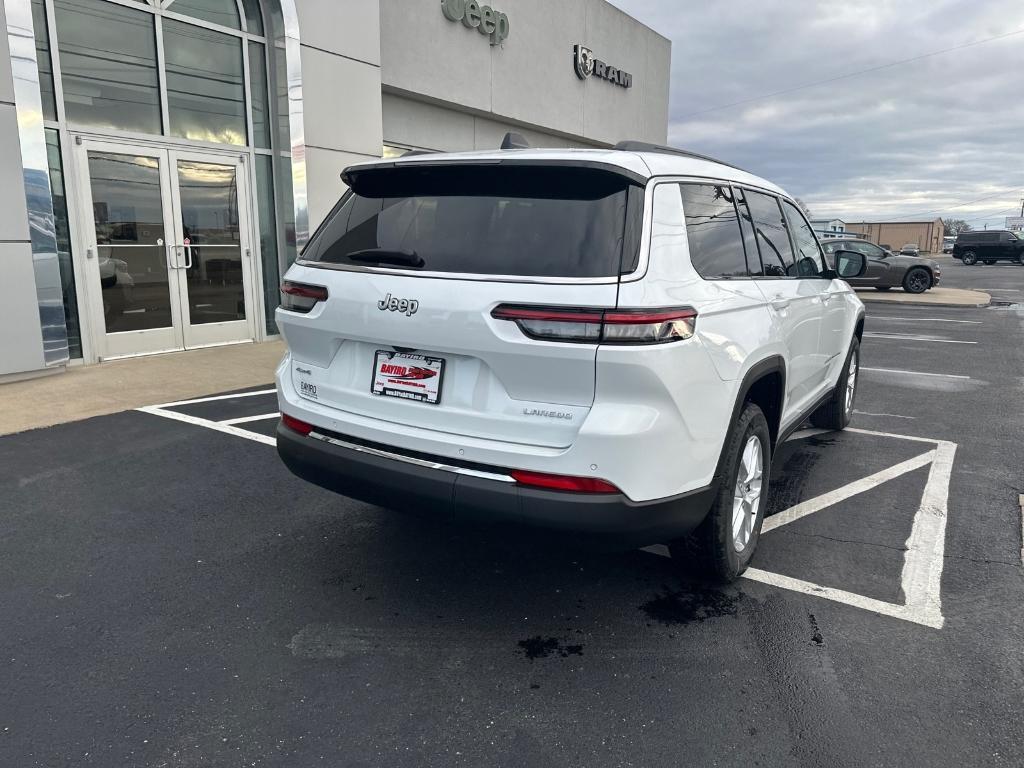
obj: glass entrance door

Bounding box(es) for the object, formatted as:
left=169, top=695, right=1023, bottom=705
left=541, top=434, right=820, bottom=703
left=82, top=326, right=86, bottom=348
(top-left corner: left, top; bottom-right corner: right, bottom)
left=76, top=140, right=255, bottom=359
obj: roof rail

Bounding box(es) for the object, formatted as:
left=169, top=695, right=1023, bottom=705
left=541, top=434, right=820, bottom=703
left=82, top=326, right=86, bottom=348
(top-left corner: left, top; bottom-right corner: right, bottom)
left=501, top=132, right=530, bottom=150
left=613, top=140, right=745, bottom=172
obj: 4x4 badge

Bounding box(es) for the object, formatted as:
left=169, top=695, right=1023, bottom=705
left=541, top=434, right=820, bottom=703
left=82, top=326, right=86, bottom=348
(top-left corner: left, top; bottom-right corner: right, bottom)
left=377, top=293, right=419, bottom=317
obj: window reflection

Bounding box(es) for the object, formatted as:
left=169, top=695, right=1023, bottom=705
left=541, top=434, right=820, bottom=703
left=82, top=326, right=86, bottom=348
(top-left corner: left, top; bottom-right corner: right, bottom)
left=54, top=0, right=161, bottom=134
left=249, top=42, right=271, bottom=149
left=31, top=0, right=57, bottom=121
left=166, top=0, right=241, bottom=30
left=164, top=19, right=246, bottom=145
left=45, top=130, right=82, bottom=358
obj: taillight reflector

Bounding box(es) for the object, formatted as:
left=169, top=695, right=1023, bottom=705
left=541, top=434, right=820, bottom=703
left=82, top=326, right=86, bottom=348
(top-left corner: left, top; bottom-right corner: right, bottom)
left=281, top=413, right=314, bottom=436
left=491, top=305, right=697, bottom=345
left=510, top=469, right=620, bottom=494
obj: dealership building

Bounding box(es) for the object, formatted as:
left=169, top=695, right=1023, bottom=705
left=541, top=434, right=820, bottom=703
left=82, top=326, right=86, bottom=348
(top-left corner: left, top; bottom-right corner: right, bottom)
left=0, top=0, right=670, bottom=380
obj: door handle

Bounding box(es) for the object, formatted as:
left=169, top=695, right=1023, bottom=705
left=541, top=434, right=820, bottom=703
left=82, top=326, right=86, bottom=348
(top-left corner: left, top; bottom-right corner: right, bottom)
left=166, top=244, right=176, bottom=269
left=183, top=245, right=193, bottom=269
left=771, top=296, right=791, bottom=310
left=821, top=293, right=834, bottom=304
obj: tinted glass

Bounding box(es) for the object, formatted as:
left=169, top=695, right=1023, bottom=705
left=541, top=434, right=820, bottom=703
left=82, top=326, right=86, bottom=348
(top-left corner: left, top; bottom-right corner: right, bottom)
left=745, top=191, right=795, bottom=277
left=255, top=155, right=280, bottom=334
left=248, top=42, right=271, bottom=148
left=305, top=166, right=638, bottom=278
left=782, top=200, right=825, bottom=276
left=733, top=188, right=763, bottom=276
left=680, top=184, right=748, bottom=279
left=46, top=129, right=81, bottom=358
left=177, top=160, right=246, bottom=325
left=87, top=151, right=172, bottom=333
left=54, top=0, right=161, bottom=134
left=167, top=0, right=240, bottom=29
left=164, top=20, right=246, bottom=145
left=31, top=0, right=57, bottom=121
left=240, top=0, right=264, bottom=34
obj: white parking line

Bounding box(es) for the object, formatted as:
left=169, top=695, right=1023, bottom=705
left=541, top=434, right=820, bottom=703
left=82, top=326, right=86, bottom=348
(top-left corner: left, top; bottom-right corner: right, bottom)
left=136, top=406, right=277, bottom=446
left=761, top=450, right=935, bottom=533
left=868, top=317, right=982, bottom=325
left=861, top=367, right=971, bottom=380
left=864, top=333, right=977, bottom=345
left=219, top=413, right=280, bottom=426
left=854, top=410, right=916, bottom=420
left=151, top=388, right=276, bottom=409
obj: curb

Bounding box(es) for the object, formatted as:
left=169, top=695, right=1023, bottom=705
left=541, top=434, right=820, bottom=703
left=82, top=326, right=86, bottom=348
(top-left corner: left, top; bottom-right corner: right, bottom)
left=856, top=292, right=991, bottom=309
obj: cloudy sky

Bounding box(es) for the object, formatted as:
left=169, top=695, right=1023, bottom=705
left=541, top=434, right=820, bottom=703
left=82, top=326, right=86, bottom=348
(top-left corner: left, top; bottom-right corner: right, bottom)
left=610, top=0, right=1024, bottom=229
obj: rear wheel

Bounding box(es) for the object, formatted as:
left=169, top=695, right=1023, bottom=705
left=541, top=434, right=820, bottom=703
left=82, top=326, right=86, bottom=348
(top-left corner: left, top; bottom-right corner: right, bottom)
left=670, top=403, right=771, bottom=583
left=903, top=267, right=932, bottom=294
left=1017, top=253, right=1024, bottom=265
left=811, top=337, right=860, bottom=431
left=962, top=252, right=978, bottom=265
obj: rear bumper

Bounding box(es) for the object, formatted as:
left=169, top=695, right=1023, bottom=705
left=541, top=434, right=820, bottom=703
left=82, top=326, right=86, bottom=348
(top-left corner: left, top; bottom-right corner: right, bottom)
left=276, top=422, right=715, bottom=547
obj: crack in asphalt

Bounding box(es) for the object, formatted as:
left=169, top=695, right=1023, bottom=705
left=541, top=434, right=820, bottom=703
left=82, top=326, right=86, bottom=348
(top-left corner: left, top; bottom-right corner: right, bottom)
left=775, top=529, right=909, bottom=553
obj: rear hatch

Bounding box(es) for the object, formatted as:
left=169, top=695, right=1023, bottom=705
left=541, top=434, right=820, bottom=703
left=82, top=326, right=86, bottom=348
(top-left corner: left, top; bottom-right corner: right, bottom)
left=277, top=161, right=644, bottom=449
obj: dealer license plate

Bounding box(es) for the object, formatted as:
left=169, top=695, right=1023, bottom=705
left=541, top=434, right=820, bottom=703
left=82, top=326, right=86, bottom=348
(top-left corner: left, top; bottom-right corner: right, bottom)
left=371, top=351, right=445, bottom=405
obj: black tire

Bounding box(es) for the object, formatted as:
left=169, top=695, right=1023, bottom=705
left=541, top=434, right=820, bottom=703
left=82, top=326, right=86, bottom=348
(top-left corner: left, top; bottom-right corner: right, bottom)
left=875, top=286, right=892, bottom=291
left=670, top=403, right=771, bottom=583
left=983, top=260, right=995, bottom=265
left=1017, top=253, right=1024, bottom=265
left=903, top=267, right=932, bottom=294
left=810, top=337, right=860, bottom=431
left=962, top=252, right=977, bottom=265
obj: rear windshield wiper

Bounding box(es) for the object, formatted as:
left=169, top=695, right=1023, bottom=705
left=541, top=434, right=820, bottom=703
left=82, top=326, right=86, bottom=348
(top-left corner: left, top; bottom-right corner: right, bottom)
left=346, top=248, right=424, bottom=268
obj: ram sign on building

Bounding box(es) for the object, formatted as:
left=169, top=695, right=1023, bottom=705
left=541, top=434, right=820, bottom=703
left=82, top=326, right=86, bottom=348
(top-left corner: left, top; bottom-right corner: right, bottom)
left=0, top=0, right=670, bottom=379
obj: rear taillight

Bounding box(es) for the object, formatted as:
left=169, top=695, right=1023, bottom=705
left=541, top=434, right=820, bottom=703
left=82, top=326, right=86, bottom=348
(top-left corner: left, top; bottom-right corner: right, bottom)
left=510, top=469, right=620, bottom=494
left=491, top=305, right=697, bottom=344
left=281, top=281, right=328, bottom=313
left=281, top=413, right=314, bottom=435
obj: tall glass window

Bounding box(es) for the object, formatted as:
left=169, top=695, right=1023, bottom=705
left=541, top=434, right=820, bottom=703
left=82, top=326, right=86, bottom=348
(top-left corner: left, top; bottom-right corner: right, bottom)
left=33, top=0, right=300, bottom=348
left=54, top=0, right=162, bottom=134
left=163, top=19, right=246, bottom=145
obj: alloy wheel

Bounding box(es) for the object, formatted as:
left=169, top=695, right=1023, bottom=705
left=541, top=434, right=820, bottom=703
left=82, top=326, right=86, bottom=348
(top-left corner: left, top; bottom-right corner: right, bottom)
left=845, top=348, right=859, bottom=415
left=731, top=436, right=763, bottom=553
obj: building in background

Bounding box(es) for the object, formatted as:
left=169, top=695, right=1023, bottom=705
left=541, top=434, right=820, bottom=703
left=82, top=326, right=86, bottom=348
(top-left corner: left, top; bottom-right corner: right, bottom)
left=844, top=219, right=945, bottom=253
left=810, top=218, right=846, bottom=236
left=0, top=0, right=670, bottom=380
left=1006, top=216, right=1024, bottom=232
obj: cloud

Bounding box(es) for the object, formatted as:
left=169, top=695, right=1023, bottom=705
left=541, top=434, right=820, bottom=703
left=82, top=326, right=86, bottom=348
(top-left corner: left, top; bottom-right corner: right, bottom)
left=609, top=0, right=1024, bottom=227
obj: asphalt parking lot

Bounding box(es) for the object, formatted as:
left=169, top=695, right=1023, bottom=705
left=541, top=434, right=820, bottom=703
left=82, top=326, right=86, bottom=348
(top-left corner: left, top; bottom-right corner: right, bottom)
left=2, top=269, right=1022, bottom=766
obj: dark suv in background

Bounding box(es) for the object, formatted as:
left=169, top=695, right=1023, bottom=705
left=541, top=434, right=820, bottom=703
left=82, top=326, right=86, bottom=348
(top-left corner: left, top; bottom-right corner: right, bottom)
left=953, top=230, right=1024, bottom=265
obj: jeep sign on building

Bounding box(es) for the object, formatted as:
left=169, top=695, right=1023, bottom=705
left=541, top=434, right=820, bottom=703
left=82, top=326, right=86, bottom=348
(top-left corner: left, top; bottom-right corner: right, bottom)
left=0, top=0, right=670, bottom=377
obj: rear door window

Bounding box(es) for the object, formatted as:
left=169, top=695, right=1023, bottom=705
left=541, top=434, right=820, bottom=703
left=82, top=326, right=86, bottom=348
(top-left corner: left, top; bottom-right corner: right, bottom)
left=679, top=183, right=748, bottom=279
left=744, top=190, right=796, bottom=277
left=781, top=200, right=826, bottom=277
left=302, top=165, right=641, bottom=278
left=733, top=188, right=763, bottom=276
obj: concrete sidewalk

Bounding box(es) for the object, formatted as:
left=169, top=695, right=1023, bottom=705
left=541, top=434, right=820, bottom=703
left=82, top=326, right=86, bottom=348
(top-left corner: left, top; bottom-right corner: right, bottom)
left=0, top=341, right=285, bottom=436
left=855, top=287, right=990, bottom=307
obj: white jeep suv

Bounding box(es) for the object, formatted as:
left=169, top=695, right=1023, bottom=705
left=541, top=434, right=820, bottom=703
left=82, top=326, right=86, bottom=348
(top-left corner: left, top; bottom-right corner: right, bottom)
left=275, top=141, right=867, bottom=581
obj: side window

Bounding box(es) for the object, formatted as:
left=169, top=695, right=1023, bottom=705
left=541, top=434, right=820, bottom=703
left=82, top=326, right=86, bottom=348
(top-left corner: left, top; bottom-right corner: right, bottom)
left=781, top=200, right=825, bottom=277
left=745, top=191, right=795, bottom=277
left=734, top=187, right=764, bottom=276
left=1003, top=232, right=1017, bottom=242
left=679, top=183, right=749, bottom=279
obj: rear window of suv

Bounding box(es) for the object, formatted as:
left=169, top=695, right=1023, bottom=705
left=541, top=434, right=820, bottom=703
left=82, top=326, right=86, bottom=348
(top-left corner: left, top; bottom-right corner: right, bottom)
left=301, top=165, right=642, bottom=278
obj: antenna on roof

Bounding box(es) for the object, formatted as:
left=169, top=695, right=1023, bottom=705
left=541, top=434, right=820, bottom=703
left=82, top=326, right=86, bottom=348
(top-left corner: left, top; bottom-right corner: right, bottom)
left=500, top=132, right=530, bottom=150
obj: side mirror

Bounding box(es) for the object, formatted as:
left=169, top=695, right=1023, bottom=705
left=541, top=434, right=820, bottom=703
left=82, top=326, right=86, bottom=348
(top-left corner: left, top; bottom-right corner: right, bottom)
left=833, top=249, right=867, bottom=279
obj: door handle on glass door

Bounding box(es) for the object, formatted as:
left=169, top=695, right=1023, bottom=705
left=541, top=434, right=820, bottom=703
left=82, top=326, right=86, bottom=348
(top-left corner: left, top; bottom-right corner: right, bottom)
left=182, top=245, right=193, bottom=269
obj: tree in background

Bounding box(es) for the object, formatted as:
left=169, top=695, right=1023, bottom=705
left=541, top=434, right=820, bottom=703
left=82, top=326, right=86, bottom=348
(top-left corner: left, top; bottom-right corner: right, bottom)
left=942, top=218, right=972, bottom=235
left=795, top=198, right=813, bottom=219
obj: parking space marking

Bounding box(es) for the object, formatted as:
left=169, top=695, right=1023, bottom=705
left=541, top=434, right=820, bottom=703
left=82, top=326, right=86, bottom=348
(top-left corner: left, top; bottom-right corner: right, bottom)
left=862, top=367, right=971, bottom=380
left=137, top=395, right=958, bottom=630
left=868, top=317, right=982, bottom=325
left=864, top=333, right=977, bottom=345
left=219, top=413, right=280, bottom=426
left=151, top=388, right=276, bottom=409
left=761, top=450, right=935, bottom=534
left=136, top=406, right=276, bottom=447
left=855, top=410, right=915, bottom=420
